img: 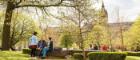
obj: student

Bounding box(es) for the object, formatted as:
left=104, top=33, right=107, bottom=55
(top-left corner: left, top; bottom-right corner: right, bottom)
left=37, top=40, right=44, bottom=57
left=47, top=37, right=53, bottom=52
left=41, top=40, right=49, bottom=59
left=29, top=32, right=38, bottom=57
left=41, top=47, right=49, bottom=58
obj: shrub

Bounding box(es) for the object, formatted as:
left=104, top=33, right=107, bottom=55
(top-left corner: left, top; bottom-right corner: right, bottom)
left=22, top=49, right=31, bottom=54
left=73, top=53, right=83, bottom=60
left=127, top=52, right=140, bottom=56
left=88, top=52, right=127, bottom=60
left=126, top=56, right=140, bottom=60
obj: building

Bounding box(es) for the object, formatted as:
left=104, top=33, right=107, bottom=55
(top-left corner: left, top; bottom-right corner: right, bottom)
left=108, top=22, right=133, bottom=40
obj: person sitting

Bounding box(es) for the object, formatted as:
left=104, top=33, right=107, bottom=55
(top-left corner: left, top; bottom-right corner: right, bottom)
left=37, top=40, right=43, bottom=57
left=93, top=44, right=98, bottom=50
left=47, top=37, right=53, bottom=52
left=89, top=44, right=94, bottom=50
left=40, top=40, right=49, bottom=59
left=40, top=37, right=54, bottom=59
left=38, top=40, right=47, bottom=57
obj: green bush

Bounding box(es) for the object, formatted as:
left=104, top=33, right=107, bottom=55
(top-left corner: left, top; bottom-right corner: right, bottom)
left=73, top=53, right=83, bottom=60
left=127, top=52, right=140, bottom=56
left=88, top=52, right=127, bottom=60
left=126, top=56, right=140, bottom=60
left=22, top=49, right=31, bottom=54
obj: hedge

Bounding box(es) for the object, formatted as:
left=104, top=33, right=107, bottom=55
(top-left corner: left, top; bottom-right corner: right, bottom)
left=22, top=49, right=31, bottom=54
left=88, top=52, right=127, bottom=60
left=69, top=50, right=100, bottom=56
left=126, top=56, right=140, bottom=60
left=73, top=53, right=83, bottom=60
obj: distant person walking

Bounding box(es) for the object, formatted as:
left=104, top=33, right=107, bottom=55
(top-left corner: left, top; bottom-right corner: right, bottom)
left=29, top=32, right=38, bottom=57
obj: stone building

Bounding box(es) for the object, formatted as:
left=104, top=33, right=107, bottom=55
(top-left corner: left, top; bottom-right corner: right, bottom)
left=108, top=22, right=133, bottom=40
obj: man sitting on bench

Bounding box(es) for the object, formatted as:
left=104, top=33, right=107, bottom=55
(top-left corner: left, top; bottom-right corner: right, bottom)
left=41, top=37, right=53, bottom=59
left=47, top=37, right=53, bottom=52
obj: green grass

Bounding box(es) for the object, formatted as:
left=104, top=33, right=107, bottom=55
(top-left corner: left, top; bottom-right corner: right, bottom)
left=0, top=51, right=30, bottom=60
left=2, top=51, right=140, bottom=60
left=126, top=56, right=140, bottom=60
left=0, top=51, right=66, bottom=60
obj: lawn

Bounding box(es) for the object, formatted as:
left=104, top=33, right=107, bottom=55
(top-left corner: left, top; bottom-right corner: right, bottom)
left=0, top=51, right=66, bottom=60
left=0, top=51, right=30, bottom=60
left=1, top=51, right=140, bottom=60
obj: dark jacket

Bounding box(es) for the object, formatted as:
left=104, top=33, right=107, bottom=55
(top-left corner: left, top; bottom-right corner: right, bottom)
left=48, top=41, right=53, bottom=52
left=38, top=40, right=47, bottom=49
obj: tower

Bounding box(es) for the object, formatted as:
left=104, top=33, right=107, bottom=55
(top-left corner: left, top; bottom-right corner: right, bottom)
left=98, top=0, right=108, bottom=25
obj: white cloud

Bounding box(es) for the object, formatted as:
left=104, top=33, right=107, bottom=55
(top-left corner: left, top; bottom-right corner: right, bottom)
left=104, top=0, right=140, bottom=23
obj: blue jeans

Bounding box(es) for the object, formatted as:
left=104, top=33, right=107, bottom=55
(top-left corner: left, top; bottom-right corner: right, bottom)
left=41, top=47, right=49, bottom=57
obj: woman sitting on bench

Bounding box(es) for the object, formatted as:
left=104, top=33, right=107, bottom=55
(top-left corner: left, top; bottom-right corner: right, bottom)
left=38, top=40, right=49, bottom=59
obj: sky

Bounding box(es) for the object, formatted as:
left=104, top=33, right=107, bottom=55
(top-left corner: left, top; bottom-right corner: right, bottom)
left=104, top=0, right=140, bottom=23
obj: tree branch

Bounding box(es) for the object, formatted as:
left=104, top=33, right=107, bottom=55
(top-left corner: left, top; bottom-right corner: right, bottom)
left=16, top=4, right=75, bottom=8
left=16, top=0, right=75, bottom=8
left=16, top=0, right=22, bottom=5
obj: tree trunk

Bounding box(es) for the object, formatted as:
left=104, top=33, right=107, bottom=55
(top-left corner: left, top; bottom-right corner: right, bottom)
left=2, top=1, right=15, bottom=50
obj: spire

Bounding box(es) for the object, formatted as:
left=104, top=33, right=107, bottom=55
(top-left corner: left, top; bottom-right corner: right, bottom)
left=101, top=0, right=105, bottom=9
left=101, top=0, right=108, bottom=17
left=99, top=0, right=108, bottom=25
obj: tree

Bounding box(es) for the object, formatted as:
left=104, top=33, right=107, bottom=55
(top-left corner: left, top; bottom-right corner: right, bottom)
left=11, top=13, right=41, bottom=50
left=0, top=0, right=74, bottom=50
left=83, top=0, right=111, bottom=51
left=0, top=11, right=41, bottom=50
left=85, top=24, right=106, bottom=47
left=56, top=0, right=97, bottom=59
left=0, top=11, right=5, bottom=47
left=60, top=32, right=73, bottom=49
left=43, top=0, right=107, bottom=59
left=124, top=17, right=140, bottom=51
